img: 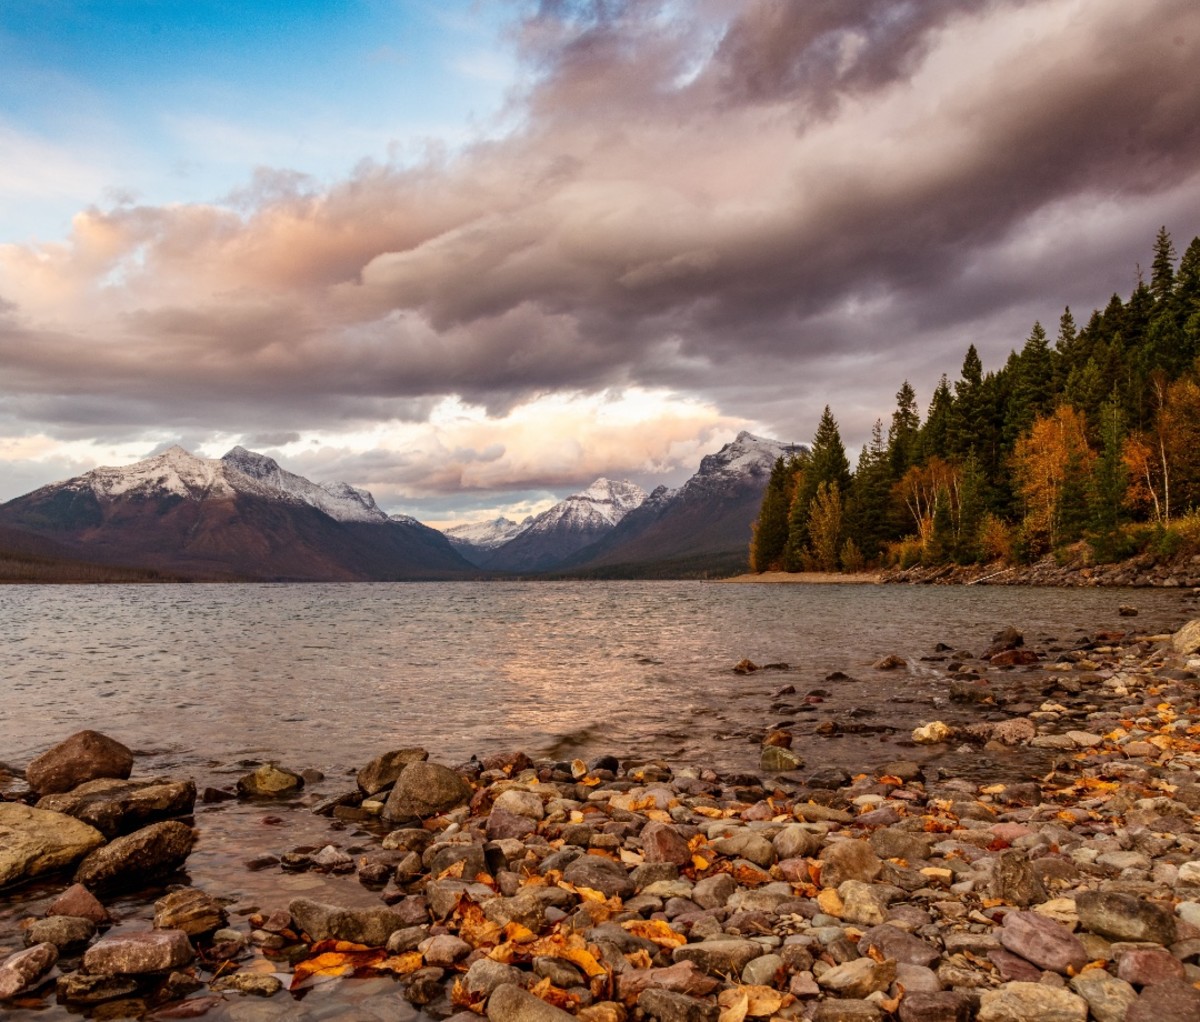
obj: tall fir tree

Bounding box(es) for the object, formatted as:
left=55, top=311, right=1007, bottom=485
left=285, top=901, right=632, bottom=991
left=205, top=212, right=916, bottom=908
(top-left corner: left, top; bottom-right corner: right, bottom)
left=750, top=456, right=791, bottom=571
left=785, top=407, right=850, bottom=569
left=886, top=382, right=920, bottom=479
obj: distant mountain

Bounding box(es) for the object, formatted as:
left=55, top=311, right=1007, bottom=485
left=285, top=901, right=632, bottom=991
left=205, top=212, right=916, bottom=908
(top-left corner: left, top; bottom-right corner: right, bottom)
left=444, top=516, right=533, bottom=562
left=480, top=478, right=647, bottom=573
left=0, top=446, right=475, bottom=581
left=561, top=432, right=801, bottom=577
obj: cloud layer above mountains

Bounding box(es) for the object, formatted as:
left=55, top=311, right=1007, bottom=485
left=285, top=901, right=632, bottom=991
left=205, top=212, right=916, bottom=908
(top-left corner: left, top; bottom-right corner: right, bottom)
left=2, top=0, right=1199, bottom=518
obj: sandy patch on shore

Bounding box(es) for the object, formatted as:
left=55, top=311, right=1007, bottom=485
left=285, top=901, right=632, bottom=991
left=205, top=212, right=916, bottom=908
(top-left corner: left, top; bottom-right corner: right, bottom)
left=719, top=571, right=882, bottom=584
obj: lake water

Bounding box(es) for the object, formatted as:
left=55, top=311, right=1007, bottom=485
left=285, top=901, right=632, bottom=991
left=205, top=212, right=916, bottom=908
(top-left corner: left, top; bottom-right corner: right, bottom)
left=2, top=581, right=1195, bottom=783
left=1, top=580, right=1197, bottom=1019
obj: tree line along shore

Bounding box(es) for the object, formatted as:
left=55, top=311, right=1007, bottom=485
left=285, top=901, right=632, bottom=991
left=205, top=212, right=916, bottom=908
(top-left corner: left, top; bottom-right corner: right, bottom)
left=750, top=227, right=1200, bottom=582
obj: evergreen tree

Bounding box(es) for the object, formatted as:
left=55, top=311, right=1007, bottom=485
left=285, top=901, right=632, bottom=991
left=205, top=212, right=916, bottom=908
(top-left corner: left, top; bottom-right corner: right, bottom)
left=887, top=382, right=920, bottom=478
left=1089, top=391, right=1128, bottom=559
left=948, top=346, right=984, bottom=461
left=919, top=375, right=953, bottom=461
left=750, top=456, right=791, bottom=571
left=806, top=481, right=844, bottom=572
left=954, top=448, right=986, bottom=563
left=785, top=407, right=850, bottom=569
left=1151, top=226, right=1177, bottom=305
left=846, top=421, right=892, bottom=563
left=1004, top=322, right=1055, bottom=446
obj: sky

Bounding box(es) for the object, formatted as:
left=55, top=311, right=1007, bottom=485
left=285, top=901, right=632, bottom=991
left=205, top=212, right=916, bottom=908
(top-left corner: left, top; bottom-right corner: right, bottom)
left=2, top=0, right=1199, bottom=527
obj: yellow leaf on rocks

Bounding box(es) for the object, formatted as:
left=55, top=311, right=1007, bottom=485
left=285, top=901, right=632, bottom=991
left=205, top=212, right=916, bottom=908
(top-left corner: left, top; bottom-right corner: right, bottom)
left=457, top=898, right=504, bottom=948
left=718, top=988, right=749, bottom=1022
left=503, top=922, right=537, bottom=943
left=438, top=860, right=466, bottom=880
left=644, top=809, right=673, bottom=824
left=692, top=854, right=710, bottom=871
left=693, top=806, right=728, bottom=819
left=741, top=986, right=785, bottom=1016
left=570, top=810, right=586, bottom=824
left=290, top=947, right=388, bottom=989
left=620, top=849, right=645, bottom=866
left=625, top=949, right=654, bottom=970
left=377, top=952, right=426, bottom=976
left=817, top=889, right=844, bottom=916
left=622, top=920, right=686, bottom=948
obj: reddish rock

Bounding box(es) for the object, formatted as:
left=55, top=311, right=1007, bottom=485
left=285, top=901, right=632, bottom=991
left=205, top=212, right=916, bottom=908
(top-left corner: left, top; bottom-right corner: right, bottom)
left=999, top=910, right=1088, bottom=974
left=1117, top=947, right=1186, bottom=987
left=25, top=731, right=133, bottom=796
left=641, top=822, right=693, bottom=866
left=1125, top=978, right=1200, bottom=1022
left=0, top=942, right=59, bottom=999
left=990, top=649, right=1039, bottom=666
left=46, top=882, right=109, bottom=924
left=83, top=929, right=193, bottom=975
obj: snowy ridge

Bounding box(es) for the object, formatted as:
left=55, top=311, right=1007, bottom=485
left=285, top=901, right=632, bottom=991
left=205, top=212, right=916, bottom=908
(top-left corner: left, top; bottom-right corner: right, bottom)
left=444, top=516, right=532, bottom=551
left=680, top=431, right=799, bottom=497
left=46, top=444, right=391, bottom=524
left=221, top=446, right=387, bottom=523
left=521, top=478, right=646, bottom=535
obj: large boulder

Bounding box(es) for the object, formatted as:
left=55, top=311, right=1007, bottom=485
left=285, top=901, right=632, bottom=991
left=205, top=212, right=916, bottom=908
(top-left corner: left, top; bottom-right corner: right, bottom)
left=357, top=748, right=428, bottom=796
left=74, top=820, right=195, bottom=890
left=1075, top=891, right=1177, bottom=945
left=25, top=731, right=133, bottom=797
left=0, top=803, right=105, bottom=888
left=37, top=777, right=196, bottom=838
left=381, top=762, right=472, bottom=824
left=1172, top=619, right=1200, bottom=655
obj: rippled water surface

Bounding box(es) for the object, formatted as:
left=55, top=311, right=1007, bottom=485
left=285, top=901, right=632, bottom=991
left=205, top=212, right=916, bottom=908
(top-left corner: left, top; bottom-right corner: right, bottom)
left=1, top=581, right=1197, bottom=1019
left=2, top=580, right=1194, bottom=780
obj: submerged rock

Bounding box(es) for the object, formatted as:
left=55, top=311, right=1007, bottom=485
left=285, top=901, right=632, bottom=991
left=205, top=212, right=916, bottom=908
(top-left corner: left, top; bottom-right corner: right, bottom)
left=236, top=764, right=304, bottom=797
left=74, top=820, right=196, bottom=890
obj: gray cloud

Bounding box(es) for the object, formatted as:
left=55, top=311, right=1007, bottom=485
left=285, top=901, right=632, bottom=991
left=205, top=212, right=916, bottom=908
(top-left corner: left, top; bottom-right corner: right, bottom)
left=2, top=0, right=1200, bottom=495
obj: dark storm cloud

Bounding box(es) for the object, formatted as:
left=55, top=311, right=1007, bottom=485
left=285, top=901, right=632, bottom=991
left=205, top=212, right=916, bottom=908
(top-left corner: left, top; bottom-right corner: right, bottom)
left=2, top=0, right=1199, bottom=460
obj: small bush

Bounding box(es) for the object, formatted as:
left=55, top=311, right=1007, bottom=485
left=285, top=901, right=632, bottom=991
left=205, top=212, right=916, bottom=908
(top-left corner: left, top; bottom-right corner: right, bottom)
left=977, top=513, right=1013, bottom=564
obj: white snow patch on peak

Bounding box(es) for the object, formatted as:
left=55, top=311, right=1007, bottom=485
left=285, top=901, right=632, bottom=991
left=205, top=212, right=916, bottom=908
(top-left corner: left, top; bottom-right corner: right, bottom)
left=444, top=516, right=531, bottom=550
left=524, top=478, right=648, bottom=535
left=219, top=447, right=388, bottom=523
left=75, top=445, right=236, bottom=500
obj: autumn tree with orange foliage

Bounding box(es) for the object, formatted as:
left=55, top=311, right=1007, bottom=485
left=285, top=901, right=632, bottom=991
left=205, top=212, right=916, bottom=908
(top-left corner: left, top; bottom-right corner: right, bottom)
left=1013, top=405, right=1096, bottom=553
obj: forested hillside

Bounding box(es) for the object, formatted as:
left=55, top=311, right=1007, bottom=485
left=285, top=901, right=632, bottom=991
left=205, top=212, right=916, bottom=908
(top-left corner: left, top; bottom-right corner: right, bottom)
left=751, top=228, right=1200, bottom=573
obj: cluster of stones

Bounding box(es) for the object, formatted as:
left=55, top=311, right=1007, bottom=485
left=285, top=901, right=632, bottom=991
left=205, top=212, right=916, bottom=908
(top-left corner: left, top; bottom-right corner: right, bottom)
left=882, top=552, right=1200, bottom=588
left=5, top=617, right=1200, bottom=1020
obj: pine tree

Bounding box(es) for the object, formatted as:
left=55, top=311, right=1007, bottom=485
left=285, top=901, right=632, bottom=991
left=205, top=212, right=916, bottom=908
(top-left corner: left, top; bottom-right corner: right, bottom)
left=785, top=407, right=850, bottom=569
left=954, top=449, right=986, bottom=563
left=948, top=346, right=984, bottom=461
left=750, top=456, right=791, bottom=571
left=1089, top=391, right=1128, bottom=559
left=919, top=376, right=953, bottom=461
left=886, top=382, right=920, bottom=478
left=846, top=421, right=892, bottom=563
left=1151, top=226, right=1177, bottom=305
left=1004, top=322, right=1055, bottom=446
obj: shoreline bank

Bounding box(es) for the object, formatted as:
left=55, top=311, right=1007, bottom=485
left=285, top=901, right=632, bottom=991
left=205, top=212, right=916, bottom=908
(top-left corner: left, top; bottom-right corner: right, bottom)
left=4, top=618, right=1200, bottom=1019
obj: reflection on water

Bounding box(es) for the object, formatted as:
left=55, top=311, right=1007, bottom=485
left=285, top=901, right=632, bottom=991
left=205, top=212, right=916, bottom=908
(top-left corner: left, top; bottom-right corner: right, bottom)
left=1, top=580, right=1193, bottom=784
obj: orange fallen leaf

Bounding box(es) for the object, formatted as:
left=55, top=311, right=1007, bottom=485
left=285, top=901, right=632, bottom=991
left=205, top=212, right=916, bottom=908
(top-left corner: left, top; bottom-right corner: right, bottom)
left=290, top=946, right=388, bottom=989
left=622, top=919, right=687, bottom=948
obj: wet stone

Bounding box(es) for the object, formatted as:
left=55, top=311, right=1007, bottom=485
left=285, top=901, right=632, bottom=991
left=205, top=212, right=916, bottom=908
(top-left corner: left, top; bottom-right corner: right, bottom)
left=76, top=819, right=196, bottom=890
left=154, top=886, right=228, bottom=936
left=23, top=913, right=95, bottom=952
left=289, top=897, right=413, bottom=946
left=56, top=971, right=141, bottom=1005
left=237, top=764, right=304, bottom=797
left=47, top=881, right=109, bottom=923
left=25, top=730, right=133, bottom=796
left=83, top=929, right=194, bottom=975
left=0, top=942, right=59, bottom=1000
left=211, top=973, right=284, bottom=997
left=382, top=761, right=473, bottom=824
left=487, top=983, right=576, bottom=1022
left=357, top=748, right=428, bottom=796
left=36, top=777, right=196, bottom=839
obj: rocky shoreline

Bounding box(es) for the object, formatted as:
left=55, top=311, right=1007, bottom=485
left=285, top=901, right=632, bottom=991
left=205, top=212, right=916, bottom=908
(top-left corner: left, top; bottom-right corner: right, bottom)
left=5, top=619, right=1200, bottom=1021
left=882, top=553, right=1200, bottom=589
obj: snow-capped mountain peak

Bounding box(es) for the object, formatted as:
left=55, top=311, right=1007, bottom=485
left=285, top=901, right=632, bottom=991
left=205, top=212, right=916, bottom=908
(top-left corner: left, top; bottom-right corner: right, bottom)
left=67, top=445, right=236, bottom=501
left=524, top=478, right=647, bottom=534
left=444, top=515, right=532, bottom=551
left=220, top=447, right=387, bottom=523
left=684, top=432, right=800, bottom=497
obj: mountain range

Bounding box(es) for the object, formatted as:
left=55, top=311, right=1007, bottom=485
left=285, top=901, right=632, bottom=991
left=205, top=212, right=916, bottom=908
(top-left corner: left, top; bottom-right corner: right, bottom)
left=0, top=432, right=797, bottom=581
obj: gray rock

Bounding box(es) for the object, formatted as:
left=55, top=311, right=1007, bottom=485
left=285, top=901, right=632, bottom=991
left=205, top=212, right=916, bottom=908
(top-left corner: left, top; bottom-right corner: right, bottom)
left=616, top=960, right=719, bottom=999
left=154, top=886, right=228, bottom=936
left=817, top=956, right=897, bottom=998
left=999, top=910, right=1088, bottom=974
left=1068, top=969, right=1137, bottom=1022
left=0, top=803, right=106, bottom=888
left=638, top=988, right=719, bottom=1022
left=465, top=958, right=524, bottom=998
left=860, top=924, right=939, bottom=967
left=211, top=973, right=284, bottom=997
left=387, top=925, right=430, bottom=953
left=821, top=839, right=883, bottom=886
left=236, top=764, right=304, bottom=797
left=869, top=828, right=933, bottom=863
left=382, top=762, right=473, bottom=824
left=1075, top=891, right=1177, bottom=945
left=36, top=777, right=196, bottom=838
left=487, top=983, right=576, bottom=1022
left=25, top=730, right=133, bottom=796
left=691, top=873, right=736, bottom=909
left=1171, top=619, right=1200, bottom=655
left=75, top=820, right=195, bottom=890
left=977, top=982, right=1087, bottom=1022
left=710, top=831, right=776, bottom=867
left=562, top=854, right=635, bottom=898
left=838, top=879, right=890, bottom=926
left=83, top=929, right=193, bottom=975
left=761, top=746, right=804, bottom=772
left=424, top=934, right=471, bottom=967
left=0, top=943, right=59, bottom=1000
left=23, top=914, right=95, bottom=953
left=672, top=938, right=764, bottom=975
left=55, top=971, right=139, bottom=1004
left=991, top=849, right=1047, bottom=907
left=813, top=1000, right=883, bottom=1022
left=493, top=789, right=545, bottom=820
left=774, top=824, right=822, bottom=860
left=357, top=748, right=429, bottom=796
left=898, top=991, right=973, bottom=1022
left=289, top=897, right=412, bottom=946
